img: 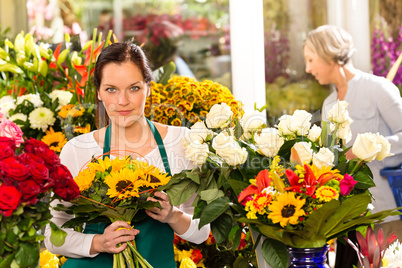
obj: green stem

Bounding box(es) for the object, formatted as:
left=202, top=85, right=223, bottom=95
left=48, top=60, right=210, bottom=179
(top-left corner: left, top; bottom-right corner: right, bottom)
left=126, top=241, right=153, bottom=268
left=122, top=247, right=135, bottom=268
left=113, top=253, right=118, bottom=268
left=350, top=160, right=363, bottom=175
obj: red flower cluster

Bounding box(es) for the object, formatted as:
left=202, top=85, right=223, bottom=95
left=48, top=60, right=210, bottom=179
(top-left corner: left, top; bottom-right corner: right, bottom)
left=0, top=137, right=80, bottom=217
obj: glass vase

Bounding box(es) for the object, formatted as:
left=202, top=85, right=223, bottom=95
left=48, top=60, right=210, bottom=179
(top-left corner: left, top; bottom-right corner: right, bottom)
left=287, top=244, right=330, bottom=268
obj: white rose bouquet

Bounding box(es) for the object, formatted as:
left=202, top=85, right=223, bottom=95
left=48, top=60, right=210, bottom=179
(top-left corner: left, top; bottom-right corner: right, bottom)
left=161, top=101, right=400, bottom=268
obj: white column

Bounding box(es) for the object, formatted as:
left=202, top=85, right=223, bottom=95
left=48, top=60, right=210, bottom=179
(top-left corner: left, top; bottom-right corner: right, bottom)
left=344, top=0, right=371, bottom=72
left=327, top=0, right=371, bottom=72
left=113, top=0, right=123, bottom=41
left=229, top=0, right=266, bottom=114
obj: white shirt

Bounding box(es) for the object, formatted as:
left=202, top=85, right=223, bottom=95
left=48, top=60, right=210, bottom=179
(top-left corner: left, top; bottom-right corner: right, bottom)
left=44, top=125, right=210, bottom=258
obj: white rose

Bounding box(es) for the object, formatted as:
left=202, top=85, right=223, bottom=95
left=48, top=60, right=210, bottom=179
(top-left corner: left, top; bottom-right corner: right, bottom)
left=9, top=113, right=27, bottom=127
left=213, top=132, right=248, bottom=165
left=49, top=90, right=73, bottom=110
left=184, top=142, right=209, bottom=165
left=216, top=144, right=248, bottom=166
left=328, top=100, right=350, bottom=124
left=205, top=103, right=233, bottom=129
left=17, top=93, right=43, bottom=107
left=290, top=110, right=312, bottom=136
left=313, top=147, right=334, bottom=169
left=374, top=133, right=393, bottom=161
left=185, top=121, right=214, bottom=144
left=241, top=110, right=266, bottom=132
left=254, top=128, right=284, bottom=157
left=277, top=115, right=294, bottom=137
left=293, top=142, right=314, bottom=164
left=352, top=133, right=382, bottom=162
left=307, top=124, right=322, bottom=142
left=336, top=117, right=353, bottom=143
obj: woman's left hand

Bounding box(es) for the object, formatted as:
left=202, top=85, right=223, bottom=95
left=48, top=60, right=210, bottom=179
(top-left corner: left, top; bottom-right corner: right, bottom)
left=145, top=191, right=175, bottom=223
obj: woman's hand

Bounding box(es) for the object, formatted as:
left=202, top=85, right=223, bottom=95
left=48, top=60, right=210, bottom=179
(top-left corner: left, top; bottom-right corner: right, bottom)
left=145, top=191, right=175, bottom=223
left=90, top=221, right=139, bottom=255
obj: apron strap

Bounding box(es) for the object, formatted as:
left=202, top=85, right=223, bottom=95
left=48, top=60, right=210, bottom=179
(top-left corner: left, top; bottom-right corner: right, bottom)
left=103, top=120, right=171, bottom=176
left=146, top=118, right=171, bottom=176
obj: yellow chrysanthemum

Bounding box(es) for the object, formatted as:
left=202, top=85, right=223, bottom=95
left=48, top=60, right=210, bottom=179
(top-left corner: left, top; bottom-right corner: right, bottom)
left=171, top=118, right=181, bottom=126
left=316, top=186, right=339, bottom=202
left=39, top=249, right=59, bottom=268
left=311, top=164, right=343, bottom=181
left=105, top=168, right=144, bottom=199
left=245, top=193, right=272, bottom=219
left=73, top=124, right=91, bottom=134
left=41, top=127, right=67, bottom=153
left=268, top=192, right=306, bottom=227
left=74, top=167, right=96, bottom=191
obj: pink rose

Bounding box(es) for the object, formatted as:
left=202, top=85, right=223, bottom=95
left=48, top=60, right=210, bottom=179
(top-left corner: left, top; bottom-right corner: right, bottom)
left=0, top=120, right=24, bottom=147
left=340, top=173, right=358, bottom=196
left=0, top=108, right=6, bottom=122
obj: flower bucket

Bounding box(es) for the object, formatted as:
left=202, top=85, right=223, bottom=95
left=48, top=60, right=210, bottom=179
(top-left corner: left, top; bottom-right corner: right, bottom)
left=380, top=166, right=402, bottom=220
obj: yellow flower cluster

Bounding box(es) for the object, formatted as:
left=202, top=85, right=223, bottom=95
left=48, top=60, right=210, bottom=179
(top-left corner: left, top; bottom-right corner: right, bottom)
left=146, top=77, right=244, bottom=126
left=74, top=156, right=171, bottom=200
left=39, top=250, right=60, bottom=268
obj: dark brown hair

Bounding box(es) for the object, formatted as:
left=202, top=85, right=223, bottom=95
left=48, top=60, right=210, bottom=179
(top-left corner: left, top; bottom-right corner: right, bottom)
left=94, top=42, right=153, bottom=128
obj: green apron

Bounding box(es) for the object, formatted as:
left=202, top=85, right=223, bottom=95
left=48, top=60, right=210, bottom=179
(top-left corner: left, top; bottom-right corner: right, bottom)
left=63, top=119, right=175, bottom=268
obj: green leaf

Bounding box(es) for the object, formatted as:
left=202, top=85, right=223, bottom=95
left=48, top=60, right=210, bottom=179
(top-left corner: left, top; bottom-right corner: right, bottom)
left=153, top=61, right=175, bottom=85
left=17, top=217, right=35, bottom=231
left=15, top=242, right=39, bottom=267
left=261, top=238, right=288, bottom=268
left=233, top=255, right=249, bottom=268
left=49, top=221, right=67, bottom=247
left=166, top=178, right=199, bottom=206
left=186, top=170, right=201, bottom=184
left=231, top=225, right=242, bottom=250
left=0, top=253, right=15, bottom=268
left=199, top=196, right=230, bottom=228
left=211, top=213, right=233, bottom=244
left=200, top=188, right=224, bottom=204
left=228, top=179, right=250, bottom=197
left=303, top=199, right=340, bottom=238
left=354, top=170, right=375, bottom=189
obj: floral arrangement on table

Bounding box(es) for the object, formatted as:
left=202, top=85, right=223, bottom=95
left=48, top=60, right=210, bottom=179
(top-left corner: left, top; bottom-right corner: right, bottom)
left=161, top=100, right=401, bottom=267
left=0, top=110, right=80, bottom=268
left=51, top=155, right=172, bottom=268
left=0, top=29, right=113, bottom=151
left=174, top=229, right=256, bottom=268
left=146, top=76, right=244, bottom=127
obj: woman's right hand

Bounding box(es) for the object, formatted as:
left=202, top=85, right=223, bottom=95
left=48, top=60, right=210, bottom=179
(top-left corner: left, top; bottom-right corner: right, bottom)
left=90, top=221, right=139, bottom=254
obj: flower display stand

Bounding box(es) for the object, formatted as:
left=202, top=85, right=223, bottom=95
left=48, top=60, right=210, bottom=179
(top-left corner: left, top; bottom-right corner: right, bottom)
left=380, top=166, right=402, bottom=219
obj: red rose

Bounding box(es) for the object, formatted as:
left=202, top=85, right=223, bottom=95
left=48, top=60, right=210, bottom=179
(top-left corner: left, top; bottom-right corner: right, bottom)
left=54, top=179, right=80, bottom=201
left=0, top=158, right=29, bottom=181
left=191, top=248, right=203, bottom=264
left=23, top=138, right=60, bottom=167
left=0, top=137, right=16, bottom=160
left=18, top=153, right=45, bottom=165
left=18, top=179, right=42, bottom=203
left=49, top=165, right=73, bottom=186
left=28, top=161, right=49, bottom=185
left=0, top=184, right=22, bottom=217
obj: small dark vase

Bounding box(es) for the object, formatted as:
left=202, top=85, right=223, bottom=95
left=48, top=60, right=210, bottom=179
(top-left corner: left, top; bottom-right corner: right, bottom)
left=287, top=244, right=330, bottom=268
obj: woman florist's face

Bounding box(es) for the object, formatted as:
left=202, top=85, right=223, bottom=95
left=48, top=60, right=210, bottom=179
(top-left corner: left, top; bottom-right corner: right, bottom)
left=304, top=45, right=336, bottom=85
left=98, top=61, right=149, bottom=128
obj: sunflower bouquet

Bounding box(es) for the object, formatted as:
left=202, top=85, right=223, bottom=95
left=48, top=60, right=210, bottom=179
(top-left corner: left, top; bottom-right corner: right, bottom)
left=145, top=76, right=244, bottom=127
left=53, top=155, right=171, bottom=268
left=161, top=100, right=401, bottom=267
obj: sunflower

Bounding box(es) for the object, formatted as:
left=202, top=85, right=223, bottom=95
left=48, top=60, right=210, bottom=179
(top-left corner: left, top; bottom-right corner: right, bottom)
left=91, top=156, right=130, bottom=173
left=74, top=167, right=96, bottom=191
left=41, top=127, right=67, bottom=153
left=315, top=186, right=339, bottom=202
left=105, top=168, right=144, bottom=199
left=142, top=165, right=171, bottom=188
left=268, top=192, right=305, bottom=227
left=171, top=118, right=181, bottom=126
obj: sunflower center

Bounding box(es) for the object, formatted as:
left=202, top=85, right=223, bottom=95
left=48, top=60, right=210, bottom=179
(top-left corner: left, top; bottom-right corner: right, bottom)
left=50, top=142, right=59, bottom=147
left=116, top=180, right=134, bottom=192
left=150, top=175, right=160, bottom=183
left=281, top=205, right=296, bottom=218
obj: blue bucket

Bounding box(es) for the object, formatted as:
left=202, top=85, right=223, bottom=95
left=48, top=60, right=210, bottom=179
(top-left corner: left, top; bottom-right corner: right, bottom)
left=380, top=166, right=402, bottom=220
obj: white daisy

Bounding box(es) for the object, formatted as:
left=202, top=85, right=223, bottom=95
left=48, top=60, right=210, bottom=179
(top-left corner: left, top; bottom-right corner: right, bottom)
left=49, top=90, right=73, bottom=110
left=383, top=240, right=402, bottom=268
left=9, top=113, right=28, bottom=127
left=0, top=96, right=16, bottom=117
left=29, top=107, right=55, bottom=132
left=16, top=93, right=43, bottom=107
